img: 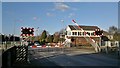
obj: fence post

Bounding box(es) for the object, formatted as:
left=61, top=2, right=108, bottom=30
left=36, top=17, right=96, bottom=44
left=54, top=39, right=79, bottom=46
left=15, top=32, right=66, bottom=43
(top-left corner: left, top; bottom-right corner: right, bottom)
left=105, top=41, right=108, bottom=54
left=115, top=41, right=120, bottom=57
left=26, top=46, right=30, bottom=63
left=5, top=41, right=7, bottom=50
left=7, top=51, right=11, bottom=67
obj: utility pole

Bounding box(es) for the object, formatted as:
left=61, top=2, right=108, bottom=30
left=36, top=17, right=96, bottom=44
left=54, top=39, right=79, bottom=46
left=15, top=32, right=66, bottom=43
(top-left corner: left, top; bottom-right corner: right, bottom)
left=36, top=27, right=39, bottom=41
left=13, top=21, right=15, bottom=46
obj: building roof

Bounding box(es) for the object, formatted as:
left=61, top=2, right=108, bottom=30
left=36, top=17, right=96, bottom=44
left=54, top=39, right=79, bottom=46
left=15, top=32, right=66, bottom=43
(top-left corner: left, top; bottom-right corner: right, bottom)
left=68, top=25, right=100, bottom=31
left=103, top=30, right=112, bottom=35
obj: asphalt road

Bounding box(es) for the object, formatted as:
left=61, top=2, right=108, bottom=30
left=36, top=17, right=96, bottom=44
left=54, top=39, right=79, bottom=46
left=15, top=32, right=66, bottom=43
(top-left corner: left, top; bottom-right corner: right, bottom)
left=28, top=47, right=120, bottom=67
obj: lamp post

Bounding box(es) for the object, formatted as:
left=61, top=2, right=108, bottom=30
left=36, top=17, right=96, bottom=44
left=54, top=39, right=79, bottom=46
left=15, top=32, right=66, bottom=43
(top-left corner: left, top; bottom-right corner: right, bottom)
left=13, top=21, right=15, bottom=46
left=13, top=19, right=20, bottom=46
left=13, top=20, right=19, bottom=46
left=36, top=27, right=39, bottom=41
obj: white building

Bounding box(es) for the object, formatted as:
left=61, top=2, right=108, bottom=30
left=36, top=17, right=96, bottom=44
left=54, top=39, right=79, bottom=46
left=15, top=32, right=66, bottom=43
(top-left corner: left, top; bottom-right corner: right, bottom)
left=65, top=25, right=102, bottom=46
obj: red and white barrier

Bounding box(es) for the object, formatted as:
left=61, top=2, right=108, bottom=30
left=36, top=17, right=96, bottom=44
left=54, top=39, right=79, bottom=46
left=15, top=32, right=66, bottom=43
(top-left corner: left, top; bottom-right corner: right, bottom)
left=72, top=20, right=101, bottom=52
left=30, top=45, right=60, bottom=48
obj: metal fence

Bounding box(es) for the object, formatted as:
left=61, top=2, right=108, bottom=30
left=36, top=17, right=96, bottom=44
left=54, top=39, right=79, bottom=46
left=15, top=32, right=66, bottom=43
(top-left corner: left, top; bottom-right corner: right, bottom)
left=2, top=45, right=28, bottom=68
left=0, top=41, right=21, bottom=51
left=100, top=41, right=120, bottom=55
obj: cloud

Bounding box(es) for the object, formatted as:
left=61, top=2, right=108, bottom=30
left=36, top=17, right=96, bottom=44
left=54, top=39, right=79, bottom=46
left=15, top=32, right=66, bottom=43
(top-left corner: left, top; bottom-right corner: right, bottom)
left=54, top=3, right=70, bottom=12
left=53, top=3, right=78, bottom=12
left=68, top=13, right=75, bottom=18
left=56, top=0, right=64, bottom=2
left=46, top=12, right=54, bottom=17
left=33, top=17, right=38, bottom=20
left=55, top=0, right=81, bottom=2
left=61, top=19, right=64, bottom=23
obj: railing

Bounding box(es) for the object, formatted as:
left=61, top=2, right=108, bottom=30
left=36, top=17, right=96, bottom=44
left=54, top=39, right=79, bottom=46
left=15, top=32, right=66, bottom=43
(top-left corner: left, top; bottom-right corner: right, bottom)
left=2, top=45, right=28, bottom=68
left=63, top=40, right=70, bottom=47
left=0, top=41, right=21, bottom=51
left=100, top=41, right=120, bottom=55
left=84, top=37, right=101, bottom=52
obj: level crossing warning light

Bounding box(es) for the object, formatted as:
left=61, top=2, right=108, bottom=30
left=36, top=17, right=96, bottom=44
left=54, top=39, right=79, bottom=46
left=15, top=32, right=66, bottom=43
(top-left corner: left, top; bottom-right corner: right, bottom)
left=95, top=29, right=103, bottom=36
left=21, top=27, right=34, bottom=37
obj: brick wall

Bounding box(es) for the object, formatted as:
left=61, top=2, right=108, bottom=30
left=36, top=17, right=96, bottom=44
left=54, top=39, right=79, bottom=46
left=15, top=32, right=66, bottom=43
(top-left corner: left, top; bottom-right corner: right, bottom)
left=71, top=37, right=100, bottom=46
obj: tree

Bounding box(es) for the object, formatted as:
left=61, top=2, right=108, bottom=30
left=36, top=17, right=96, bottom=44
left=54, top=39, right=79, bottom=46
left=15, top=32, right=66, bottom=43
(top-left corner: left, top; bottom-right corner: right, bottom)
left=53, top=32, right=60, bottom=43
left=1, top=35, right=5, bottom=42
left=15, top=36, right=20, bottom=41
left=101, top=36, right=109, bottom=41
left=113, top=32, right=120, bottom=41
left=10, top=35, right=14, bottom=41
left=46, top=31, right=50, bottom=37
left=39, top=30, right=47, bottom=44
left=108, top=26, right=120, bottom=41
left=0, top=35, right=2, bottom=42
left=108, top=26, right=118, bottom=34
left=28, top=36, right=35, bottom=41
left=4, top=36, right=9, bottom=41
left=46, top=35, right=53, bottom=43
left=59, top=38, right=65, bottom=42
left=53, top=36, right=59, bottom=43
left=59, top=28, right=66, bottom=35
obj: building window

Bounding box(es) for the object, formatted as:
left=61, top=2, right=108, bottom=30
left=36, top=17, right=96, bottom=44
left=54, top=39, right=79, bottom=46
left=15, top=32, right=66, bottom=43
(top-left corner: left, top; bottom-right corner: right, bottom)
left=78, top=32, right=81, bottom=36
left=72, top=32, right=74, bottom=35
left=67, top=31, right=71, bottom=35
left=81, top=32, right=84, bottom=36
left=75, top=32, right=77, bottom=35
left=72, top=32, right=77, bottom=35
left=91, top=32, right=94, bottom=36
left=86, top=32, right=90, bottom=35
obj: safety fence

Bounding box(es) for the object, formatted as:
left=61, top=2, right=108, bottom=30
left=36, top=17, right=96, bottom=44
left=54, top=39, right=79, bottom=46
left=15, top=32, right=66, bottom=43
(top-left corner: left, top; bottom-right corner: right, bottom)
left=2, top=46, right=28, bottom=68
left=0, top=41, right=21, bottom=51
left=100, top=41, right=120, bottom=55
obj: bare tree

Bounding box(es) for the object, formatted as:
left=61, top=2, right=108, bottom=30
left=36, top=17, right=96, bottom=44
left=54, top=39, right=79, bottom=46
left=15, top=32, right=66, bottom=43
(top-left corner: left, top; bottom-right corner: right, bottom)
left=108, top=26, right=118, bottom=34
left=59, top=28, right=66, bottom=35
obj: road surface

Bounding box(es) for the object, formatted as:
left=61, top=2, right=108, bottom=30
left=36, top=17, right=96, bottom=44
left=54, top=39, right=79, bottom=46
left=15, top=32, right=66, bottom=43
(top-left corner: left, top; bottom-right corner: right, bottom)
left=28, top=47, right=119, bottom=67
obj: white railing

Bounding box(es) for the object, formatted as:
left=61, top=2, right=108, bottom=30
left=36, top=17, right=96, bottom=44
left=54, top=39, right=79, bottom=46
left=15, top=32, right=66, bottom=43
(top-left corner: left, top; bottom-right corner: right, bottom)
left=105, top=41, right=119, bottom=47
left=63, top=39, right=71, bottom=47
left=0, top=41, right=21, bottom=50
left=100, top=41, right=120, bottom=54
